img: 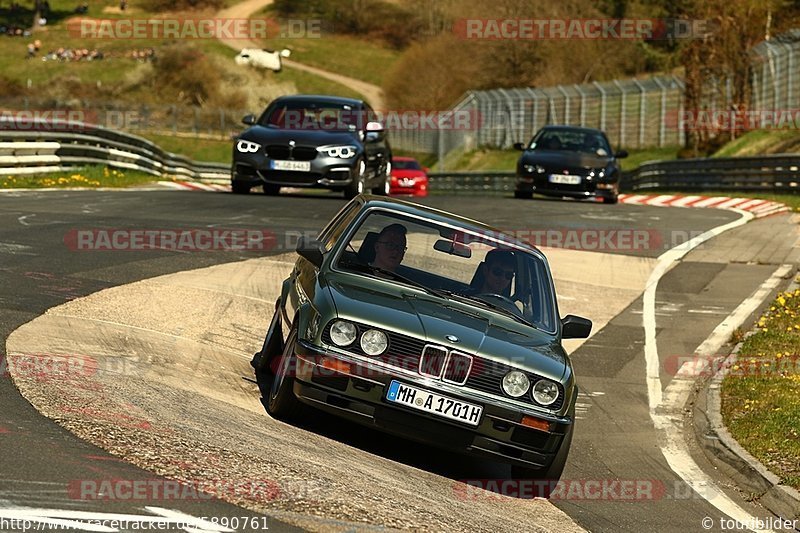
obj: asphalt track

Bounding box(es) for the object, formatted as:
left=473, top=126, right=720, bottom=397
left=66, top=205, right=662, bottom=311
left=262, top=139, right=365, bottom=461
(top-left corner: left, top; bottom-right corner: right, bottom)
left=1, top=189, right=797, bottom=532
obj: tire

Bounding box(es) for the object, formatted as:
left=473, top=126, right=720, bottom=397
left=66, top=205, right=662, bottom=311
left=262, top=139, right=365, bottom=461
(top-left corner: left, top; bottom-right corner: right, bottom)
left=510, top=424, right=573, bottom=498
left=263, top=184, right=281, bottom=196
left=344, top=159, right=366, bottom=199
left=251, top=302, right=283, bottom=382
left=266, top=328, right=303, bottom=421
left=514, top=190, right=532, bottom=199
left=232, top=181, right=250, bottom=194
left=602, top=195, right=618, bottom=204
left=372, top=175, right=390, bottom=196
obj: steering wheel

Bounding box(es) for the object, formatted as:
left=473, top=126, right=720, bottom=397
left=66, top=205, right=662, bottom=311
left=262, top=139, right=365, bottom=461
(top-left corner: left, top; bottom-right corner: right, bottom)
left=475, top=293, right=524, bottom=317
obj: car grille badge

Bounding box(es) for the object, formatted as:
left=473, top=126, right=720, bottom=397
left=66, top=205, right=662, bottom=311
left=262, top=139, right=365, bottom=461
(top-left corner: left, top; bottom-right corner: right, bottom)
left=445, top=335, right=459, bottom=343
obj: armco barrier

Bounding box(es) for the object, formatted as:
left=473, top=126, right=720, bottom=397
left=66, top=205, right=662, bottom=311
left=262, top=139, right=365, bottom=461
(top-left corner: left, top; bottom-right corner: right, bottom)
left=0, top=119, right=230, bottom=182
left=2, top=118, right=800, bottom=194
left=622, top=155, right=800, bottom=193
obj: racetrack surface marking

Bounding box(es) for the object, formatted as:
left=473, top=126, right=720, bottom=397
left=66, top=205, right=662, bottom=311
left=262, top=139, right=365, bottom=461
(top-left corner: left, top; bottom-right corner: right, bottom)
left=643, top=206, right=789, bottom=533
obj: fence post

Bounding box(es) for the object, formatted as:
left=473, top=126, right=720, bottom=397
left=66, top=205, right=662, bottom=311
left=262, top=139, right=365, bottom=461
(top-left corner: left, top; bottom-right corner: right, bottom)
left=653, top=77, right=667, bottom=148
left=632, top=79, right=646, bottom=149
left=558, top=86, right=570, bottom=124
left=674, top=76, right=685, bottom=147
left=574, top=84, right=586, bottom=127
left=593, top=81, right=607, bottom=131
left=614, top=80, right=625, bottom=148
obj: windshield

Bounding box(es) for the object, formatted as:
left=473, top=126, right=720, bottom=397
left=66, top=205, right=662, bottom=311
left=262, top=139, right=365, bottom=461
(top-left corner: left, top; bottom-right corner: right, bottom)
left=530, top=129, right=611, bottom=156
left=259, top=101, right=365, bottom=131
left=333, top=210, right=557, bottom=332
left=393, top=159, right=422, bottom=170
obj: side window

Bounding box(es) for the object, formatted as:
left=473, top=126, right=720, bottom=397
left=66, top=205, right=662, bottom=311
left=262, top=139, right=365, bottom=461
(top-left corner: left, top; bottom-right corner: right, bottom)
left=317, top=200, right=361, bottom=251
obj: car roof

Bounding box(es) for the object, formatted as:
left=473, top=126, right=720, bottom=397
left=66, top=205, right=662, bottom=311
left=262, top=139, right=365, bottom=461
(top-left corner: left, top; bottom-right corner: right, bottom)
left=539, top=124, right=606, bottom=135
left=270, top=94, right=365, bottom=107
left=391, top=156, right=416, bottom=161
left=357, top=195, right=539, bottom=253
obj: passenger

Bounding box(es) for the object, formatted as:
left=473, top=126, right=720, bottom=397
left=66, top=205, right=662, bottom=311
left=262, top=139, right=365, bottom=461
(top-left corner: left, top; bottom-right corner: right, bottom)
left=371, top=223, right=407, bottom=272
left=475, top=249, right=516, bottom=295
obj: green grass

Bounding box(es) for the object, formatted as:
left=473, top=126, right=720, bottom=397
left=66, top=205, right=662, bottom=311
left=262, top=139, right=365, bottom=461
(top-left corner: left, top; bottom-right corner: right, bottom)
left=259, top=34, right=400, bottom=87
left=713, top=129, right=800, bottom=158
left=436, top=146, right=681, bottom=172
left=0, top=166, right=162, bottom=188
left=141, top=132, right=232, bottom=163
left=721, top=287, right=800, bottom=490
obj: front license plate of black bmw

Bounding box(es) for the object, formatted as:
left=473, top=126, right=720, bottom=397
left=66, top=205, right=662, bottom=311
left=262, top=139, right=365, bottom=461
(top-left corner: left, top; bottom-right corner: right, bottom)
left=385, top=380, right=483, bottom=426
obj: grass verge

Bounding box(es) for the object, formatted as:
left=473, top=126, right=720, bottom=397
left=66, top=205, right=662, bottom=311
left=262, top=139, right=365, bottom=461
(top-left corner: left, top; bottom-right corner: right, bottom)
left=0, top=167, right=163, bottom=188
left=721, top=286, right=800, bottom=490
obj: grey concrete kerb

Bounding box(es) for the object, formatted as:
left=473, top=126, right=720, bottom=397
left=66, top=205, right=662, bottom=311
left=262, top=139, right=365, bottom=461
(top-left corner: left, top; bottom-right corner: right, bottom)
left=699, top=281, right=800, bottom=525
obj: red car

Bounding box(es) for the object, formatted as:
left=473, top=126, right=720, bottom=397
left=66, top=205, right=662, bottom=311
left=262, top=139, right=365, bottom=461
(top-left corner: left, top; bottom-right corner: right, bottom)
left=390, top=156, right=429, bottom=197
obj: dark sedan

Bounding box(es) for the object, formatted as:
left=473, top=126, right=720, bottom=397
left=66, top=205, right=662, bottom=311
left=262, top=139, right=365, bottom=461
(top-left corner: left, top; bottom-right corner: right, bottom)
left=513, top=125, right=627, bottom=204
left=250, top=195, right=592, bottom=483
left=232, top=95, right=392, bottom=198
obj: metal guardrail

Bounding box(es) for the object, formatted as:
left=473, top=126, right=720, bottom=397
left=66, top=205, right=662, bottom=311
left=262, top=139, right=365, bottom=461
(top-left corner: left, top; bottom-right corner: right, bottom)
left=623, top=155, right=800, bottom=193
left=2, top=120, right=799, bottom=195
left=0, top=119, right=230, bottom=181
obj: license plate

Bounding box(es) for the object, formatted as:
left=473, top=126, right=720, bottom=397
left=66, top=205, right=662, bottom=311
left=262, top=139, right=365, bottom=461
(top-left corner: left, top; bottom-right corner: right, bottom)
left=385, top=380, right=483, bottom=426
left=271, top=160, right=311, bottom=172
left=549, top=174, right=582, bottom=185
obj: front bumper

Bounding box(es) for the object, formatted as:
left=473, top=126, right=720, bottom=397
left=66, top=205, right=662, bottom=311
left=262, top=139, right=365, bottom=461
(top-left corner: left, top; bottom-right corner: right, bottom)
left=232, top=155, right=358, bottom=189
left=515, top=174, right=617, bottom=200
left=291, top=340, right=575, bottom=470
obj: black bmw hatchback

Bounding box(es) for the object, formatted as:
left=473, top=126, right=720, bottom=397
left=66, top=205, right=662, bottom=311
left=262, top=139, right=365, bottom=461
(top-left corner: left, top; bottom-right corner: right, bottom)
left=513, top=125, right=627, bottom=204
left=232, top=95, right=392, bottom=199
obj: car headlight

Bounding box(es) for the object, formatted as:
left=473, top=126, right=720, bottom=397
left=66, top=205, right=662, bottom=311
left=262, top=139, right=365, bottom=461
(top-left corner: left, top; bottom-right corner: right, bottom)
left=502, top=370, right=530, bottom=398
left=360, top=329, right=388, bottom=355
left=318, top=145, right=357, bottom=159
left=532, top=379, right=559, bottom=405
left=330, top=320, right=357, bottom=346
left=523, top=164, right=545, bottom=174
left=236, top=139, right=261, bottom=153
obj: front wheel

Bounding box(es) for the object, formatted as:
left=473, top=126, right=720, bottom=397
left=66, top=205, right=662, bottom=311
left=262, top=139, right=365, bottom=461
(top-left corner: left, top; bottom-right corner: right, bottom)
left=263, top=184, right=281, bottom=196
left=514, top=190, right=532, bottom=199
left=602, top=195, right=618, bottom=204
left=232, top=181, right=250, bottom=194
left=266, top=328, right=303, bottom=421
left=510, top=425, right=573, bottom=498
left=344, top=159, right=366, bottom=199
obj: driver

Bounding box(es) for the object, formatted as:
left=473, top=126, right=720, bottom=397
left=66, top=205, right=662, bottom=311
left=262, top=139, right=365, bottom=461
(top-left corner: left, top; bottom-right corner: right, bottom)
left=477, top=249, right=516, bottom=295
left=371, top=223, right=407, bottom=272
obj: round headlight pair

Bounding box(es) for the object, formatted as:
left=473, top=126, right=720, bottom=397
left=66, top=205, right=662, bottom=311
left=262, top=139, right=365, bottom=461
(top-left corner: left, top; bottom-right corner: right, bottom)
left=329, top=320, right=387, bottom=355
left=501, top=370, right=559, bottom=405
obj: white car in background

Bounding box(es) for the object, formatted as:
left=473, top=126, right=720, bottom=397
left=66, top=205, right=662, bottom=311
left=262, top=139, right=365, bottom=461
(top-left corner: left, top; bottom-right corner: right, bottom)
left=235, top=48, right=291, bottom=72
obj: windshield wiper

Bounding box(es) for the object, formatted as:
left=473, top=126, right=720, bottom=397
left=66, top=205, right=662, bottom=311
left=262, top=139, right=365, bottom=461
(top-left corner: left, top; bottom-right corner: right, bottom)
left=442, top=291, right=538, bottom=329
left=339, top=258, right=450, bottom=300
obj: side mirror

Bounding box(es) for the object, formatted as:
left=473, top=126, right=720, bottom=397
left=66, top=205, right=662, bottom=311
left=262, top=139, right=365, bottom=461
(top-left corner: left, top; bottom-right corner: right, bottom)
left=242, top=114, right=256, bottom=126
left=296, top=236, right=325, bottom=268
left=423, top=167, right=430, bottom=174
left=561, top=315, right=592, bottom=339
left=614, top=150, right=628, bottom=159
left=366, top=121, right=384, bottom=132
left=513, top=142, right=526, bottom=151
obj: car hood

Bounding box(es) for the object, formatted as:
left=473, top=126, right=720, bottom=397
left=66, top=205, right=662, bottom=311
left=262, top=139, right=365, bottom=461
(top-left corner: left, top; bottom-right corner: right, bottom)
left=392, top=169, right=427, bottom=178
left=325, top=274, right=568, bottom=381
left=520, top=150, right=611, bottom=169
left=241, top=125, right=359, bottom=146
